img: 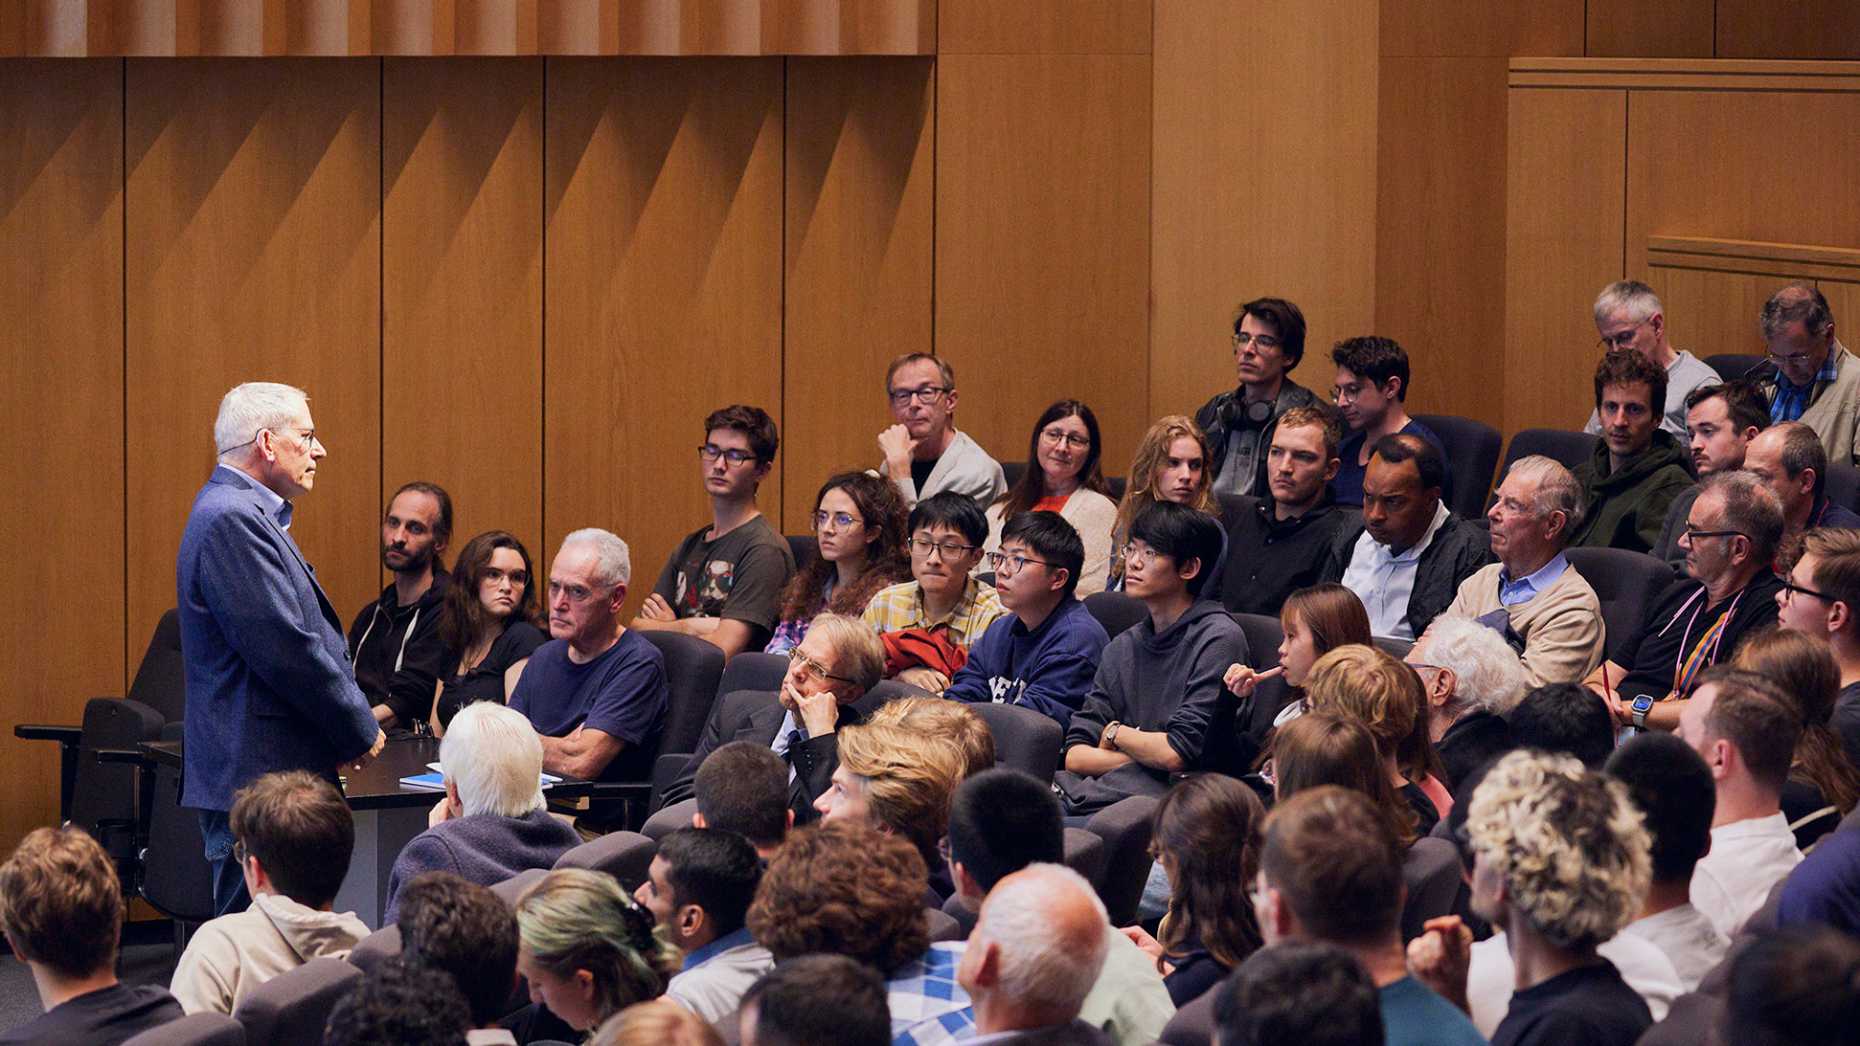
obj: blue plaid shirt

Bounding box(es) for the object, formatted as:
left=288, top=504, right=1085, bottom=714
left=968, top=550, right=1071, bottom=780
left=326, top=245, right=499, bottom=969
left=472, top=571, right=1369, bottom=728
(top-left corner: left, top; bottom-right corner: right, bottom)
left=1771, top=355, right=1841, bottom=423
left=888, top=944, right=976, bottom=1045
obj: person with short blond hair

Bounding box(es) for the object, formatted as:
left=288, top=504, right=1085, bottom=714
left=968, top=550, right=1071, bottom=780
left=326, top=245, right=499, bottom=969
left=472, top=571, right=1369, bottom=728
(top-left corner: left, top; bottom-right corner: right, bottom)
left=0, top=827, right=183, bottom=1044
left=593, top=999, right=724, bottom=1046
left=818, top=721, right=966, bottom=883
left=868, top=696, right=996, bottom=779
left=1303, top=644, right=1446, bottom=832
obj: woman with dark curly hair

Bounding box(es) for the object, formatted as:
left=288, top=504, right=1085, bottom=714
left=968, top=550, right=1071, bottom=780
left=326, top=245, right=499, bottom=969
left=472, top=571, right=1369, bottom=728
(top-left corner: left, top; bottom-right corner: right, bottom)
left=766, top=470, right=910, bottom=655
left=513, top=868, right=680, bottom=1036
left=428, top=530, right=547, bottom=734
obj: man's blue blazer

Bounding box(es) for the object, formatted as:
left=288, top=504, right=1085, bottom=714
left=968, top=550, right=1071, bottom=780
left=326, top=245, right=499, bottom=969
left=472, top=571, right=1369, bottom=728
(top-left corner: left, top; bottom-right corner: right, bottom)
left=177, top=467, right=379, bottom=812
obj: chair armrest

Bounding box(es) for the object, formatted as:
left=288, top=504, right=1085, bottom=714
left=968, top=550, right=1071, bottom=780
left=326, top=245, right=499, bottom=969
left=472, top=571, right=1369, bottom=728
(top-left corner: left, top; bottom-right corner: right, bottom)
left=584, top=781, right=653, bottom=801
left=94, top=748, right=155, bottom=767
left=14, top=724, right=81, bottom=744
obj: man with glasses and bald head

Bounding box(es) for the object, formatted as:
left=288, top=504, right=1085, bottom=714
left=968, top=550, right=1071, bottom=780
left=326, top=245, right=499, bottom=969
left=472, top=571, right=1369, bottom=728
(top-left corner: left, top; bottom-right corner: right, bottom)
left=878, top=352, right=1007, bottom=509
left=1753, top=283, right=1860, bottom=464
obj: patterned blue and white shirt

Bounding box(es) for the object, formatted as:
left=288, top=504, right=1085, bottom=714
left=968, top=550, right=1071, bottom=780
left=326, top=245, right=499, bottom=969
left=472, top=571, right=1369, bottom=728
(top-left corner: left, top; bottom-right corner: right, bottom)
left=887, top=943, right=976, bottom=1045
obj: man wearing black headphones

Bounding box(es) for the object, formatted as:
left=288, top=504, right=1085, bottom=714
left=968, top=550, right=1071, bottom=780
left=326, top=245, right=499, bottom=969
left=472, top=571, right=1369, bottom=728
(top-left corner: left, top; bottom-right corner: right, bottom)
left=1195, top=296, right=1321, bottom=498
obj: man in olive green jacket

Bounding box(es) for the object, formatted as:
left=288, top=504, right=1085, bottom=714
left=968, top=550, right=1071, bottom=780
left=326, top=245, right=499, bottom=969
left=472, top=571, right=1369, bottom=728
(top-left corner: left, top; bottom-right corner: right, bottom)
left=1572, top=350, right=1695, bottom=556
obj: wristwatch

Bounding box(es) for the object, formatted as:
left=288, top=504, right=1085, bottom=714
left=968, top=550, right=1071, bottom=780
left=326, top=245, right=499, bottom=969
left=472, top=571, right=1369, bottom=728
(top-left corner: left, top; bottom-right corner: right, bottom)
left=1105, top=722, right=1122, bottom=748
left=1630, top=694, right=1655, bottom=730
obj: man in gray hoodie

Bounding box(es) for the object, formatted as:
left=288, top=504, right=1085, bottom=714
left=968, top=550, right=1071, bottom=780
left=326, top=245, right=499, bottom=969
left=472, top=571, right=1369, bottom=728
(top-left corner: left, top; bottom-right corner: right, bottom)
left=1056, top=503, right=1250, bottom=816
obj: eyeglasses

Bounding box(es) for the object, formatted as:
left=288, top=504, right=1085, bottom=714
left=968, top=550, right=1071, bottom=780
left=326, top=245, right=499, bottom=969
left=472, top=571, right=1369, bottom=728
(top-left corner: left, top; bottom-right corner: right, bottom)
left=547, top=579, right=612, bottom=605
left=1597, top=318, right=1651, bottom=350
left=910, top=536, right=977, bottom=560
left=698, top=445, right=758, bottom=465
left=1231, top=331, right=1282, bottom=351
left=1120, top=541, right=1158, bottom=566
left=1766, top=348, right=1819, bottom=365
left=1782, top=578, right=1835, bottom=604
left=987, top=550, right=1054, bottom=577
left=888, top=385, right=950, bottom=407
left=483, top=566, right=528, bottom=587
left=788, top=648, right=855, bottom=685
left=813, top=510, right=864, bottom=531
left=1681, top=527, right=1747, bottom=543
left=232, top=840, right=248, bottom=867
left=1039, top=428, right=1092, bottom=450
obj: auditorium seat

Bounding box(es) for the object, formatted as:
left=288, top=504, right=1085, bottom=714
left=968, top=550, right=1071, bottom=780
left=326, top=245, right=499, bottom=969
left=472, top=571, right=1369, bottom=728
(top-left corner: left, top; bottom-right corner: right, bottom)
left=717, top=652, right=787, bottom=701
left=554, top=830, right=657, bottom=891
left=926, top=905, right=965, bottom=943
left=1499, top=429, right=1600, bottom=477
left=1415, top=413, right=1501, bottom=520
left=124, top=1012, right=245, bottom=1046
left=1400, top=836, right=1465, bottom=942
left=1062, top=826, right=1107, bottom=889
left=1826, top=461, right=1860, bottom=514
left=1084, top=794, right=1160, bottom=926
left=969, top=702, right=1062, bottom=782
left=1083, top=591, right=1147, bottom=639
left=1002, top=461, right=1026, bottom=490
left=1704, top=353, right=1767, bottom=382
left=637, top=631, right=725, bottom=758
left=1372, top=635, right=1413, bottom=659
left=231, top=956, right=361, bottom=1046
left=346, top=924, right=400, bottom=975
left=1565, top=547, right=1673, bottom=664
left=489, top=867, right=549, bottom=906
left=1233, top=613, right=1292, bottom=743
left=785, top=534, right=818, bottom=570
left=641, top=798, right=695, bottom=842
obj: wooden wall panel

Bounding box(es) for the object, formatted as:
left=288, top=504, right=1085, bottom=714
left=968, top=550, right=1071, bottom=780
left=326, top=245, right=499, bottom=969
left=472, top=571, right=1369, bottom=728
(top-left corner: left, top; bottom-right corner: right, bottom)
left=1585, top=0, right=1714, bottom=58
left=1502, top=87, right=1626, bottom=432
left=1716, top=1, right=1860, bottom=59
left=1819, top=280, right=1860, bottom=340
left=544, top=58, right=784, bottom=615
left=1648, top=267, right=1777, bottom=361
left=782, top=57, right=934, bottom=526
left=383, top=58, right=543, bottom=560
left=938, top=0, right=1150, bottom=54
left=1152, top=0, right=1378, bottom=431
left=935, top=51, right=1151, bottom=474
left=779, top=0, right=936, bottom=55
left=0, top=60, right=124, bottom=850
left=1380, top=0, right=1583, bottom=57
left=125, top=59, right=383, bottom=657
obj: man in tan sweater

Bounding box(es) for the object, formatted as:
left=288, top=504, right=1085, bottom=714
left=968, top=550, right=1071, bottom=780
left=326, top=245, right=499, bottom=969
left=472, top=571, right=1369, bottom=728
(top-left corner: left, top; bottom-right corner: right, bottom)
left=1444, top=456, right=1605, bottom=687
left=1753, top=283, right=1860, bottom=466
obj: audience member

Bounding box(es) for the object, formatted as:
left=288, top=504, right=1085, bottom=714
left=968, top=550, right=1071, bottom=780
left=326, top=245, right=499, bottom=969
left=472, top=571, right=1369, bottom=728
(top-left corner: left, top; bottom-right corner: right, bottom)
left=947, top=510, right=1109, bottom=726
left=170, top=771, right=368, bottom=1014
left=0, top=827, right=183, bottom=1045
left=514, top=868, right=679, bottom=1035
left=816, top=721, right=965, bottom=892
left=739, top=955, right=891, bottom=1046
left=1329, top=336, right=1446, bottom=507
left=879, top=352, right=1007, bottom=507
left=634, top=405, right=797, bottom=658
left=1726, top=925, right=1860, bottom=1046
left=1507, top=683, right=1615, bottom=769
left=1414, top=750, right=1654, bottom=1046
left=1121, top=775, right=1266, bottom=1007
left=1752, top=283, right=1859, bottom=462
left=1212, top=941, right=1388, bottom=1046
left=594, top=998, right=725, bottom=1046
left=766, top=470, right=909, bottom=655
left=1676, top=667, right=1805, bottom=937
left=1058, top=503, right=1248, bottom=813
left=1603, top=733, right=1730, bottom=990
left=1732, top=626, right=1860, bottom=848
left=1327, top=433, right=1492, bottom=639
left=660, top=612, right=884, bottom=824
left=636, top=828, right=772, bottom=1031
left=1570, top=349, right=1695, bottom=554
left=1107, top=415, right=1219, bottom=589
left=1583, top=471, right=1783, bottom=729
left=385, top=701, right=580, bottom=922
left=432, top=530, right=547, bottom=733
left=866, top=697, right=996, bottom=780
left=349, top=480, right=453, bottom=733
left=1405, top=618, right=1526, bottom=796
left=957, top=865, right=1113, bottom=1044
left=323, top=957, right=472, bottom=1046
left=510, top=528, right=668, bottom=785
left=1303, top=644, right=1447, bottom=833
left=1777, top=526, right=1860, bottom=768
left=863, top=492, right=1007, bottom=693
left=1445, top=455, right=1603, bottom=686
left=1583, top=280, right=1721, bottom=438
left=1197, top=297, right=1322, bottom=497
left=982, top=400, right=1119, bottom=597
left=180, top=381, right=384, bottom=916
left=1745, top=421, right=1860, bottom=557
left=1224, top=583, right=1372, bottom=730
left=945, top=769, right=1175, bottom=1044
left=1216, top=404, right=1359, bottom=616
left=1778, top=825, right=1860, bottom=936
left=692, top=742, right=791, bottom=857
left=1652, top=381, right=1769, bottom=565
left=395, top=871, right=520, bottom=1043
left=1273, top=713, right=1421, bottom=848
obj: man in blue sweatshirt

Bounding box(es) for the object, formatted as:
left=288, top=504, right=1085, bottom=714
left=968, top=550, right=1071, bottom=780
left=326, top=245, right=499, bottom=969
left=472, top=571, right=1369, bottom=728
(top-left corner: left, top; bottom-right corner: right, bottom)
left=1056, top=502, right=1250, bottom=816
left=944, top=511, right=1109, bottom=730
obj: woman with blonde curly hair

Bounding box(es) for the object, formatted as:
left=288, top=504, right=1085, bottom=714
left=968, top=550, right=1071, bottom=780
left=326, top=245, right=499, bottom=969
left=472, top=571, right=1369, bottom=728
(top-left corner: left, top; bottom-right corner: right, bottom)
left=514, top=868, right=681, bottom=1037
left=1106, top=415, right=1218, bottom=589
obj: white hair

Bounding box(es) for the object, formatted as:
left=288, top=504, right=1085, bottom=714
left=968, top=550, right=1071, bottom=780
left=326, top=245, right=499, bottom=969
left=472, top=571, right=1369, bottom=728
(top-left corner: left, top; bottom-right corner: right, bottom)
left=1593, top=280, right=1663, bottom=326
left=559, top=528, right=631, bottom=588
left=214, top=382, right=309, bottom=459
left=1424, top=617, right=1528, bottom=716
left=1504, top=455, right=1585, bottom=541
left=440, top=702, right=546, bottom=818
left=973, top=864, right=1108, bottom=1022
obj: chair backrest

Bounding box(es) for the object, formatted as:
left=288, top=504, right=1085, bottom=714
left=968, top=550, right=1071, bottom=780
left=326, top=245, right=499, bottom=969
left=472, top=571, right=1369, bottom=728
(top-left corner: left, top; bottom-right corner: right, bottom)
left=70, top=698, right=166, bottom=861
left=849, top=678, right=933, bottom=717
left=1062, top=826, right=1107, bottom=890
left=785, top=534, right=819, bottom=570
left=637, top=631, right=727, bottom=759
left=1399, top=836, right=1464, bottom=943
left=139, top=757, right=217, bottom=924
left=489, top=866, right=550, bottom=907
left=1704, top=353, right=1767, bottom=382
left=1105, top=476, right=1127, bottom=500
left=1083, top=591, right=1147, bottom=639
left=717, top=652, right=787, bottom=703
left=345, top=924, right=401, bottom=976
left=232, top=955, right=362, bottom=1046
left=1500, top=428, right=1600, bottom=476
left=968, top=702, right=1062, bottom=782
left=641, top=797, right=697, bottom=843
left=554, top=830, right=658, bottom=892
left=926, top=905, right=966, bottom=943
left=1233, top=614, right=1292, bottom=741
left=124, top=1012, right=246, bottom=1046
left=127, top=609, right=187, bottom=724
left=1002, top=460, right=1027, bottom=491
left=1084, top=794, right=1160, bottom=926
left=1415, top=413, right=1502, bottom=520
left=1564, top=546, right=1674, bottom=664
left=1827, top=461, right=1860, bottom=514
left=1372, top=635, right=1413, bottom=659
left=940, top=892, right=980, bottom=938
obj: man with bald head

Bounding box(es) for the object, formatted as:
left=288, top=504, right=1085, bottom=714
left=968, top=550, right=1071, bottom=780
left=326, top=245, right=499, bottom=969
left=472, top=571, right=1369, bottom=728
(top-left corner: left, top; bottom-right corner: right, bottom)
left=1743, top=421, right=1860, bottom=556
left=1753, top=283, right=1860, bottom=463
left=956, top=864, right=1113, bottom=1045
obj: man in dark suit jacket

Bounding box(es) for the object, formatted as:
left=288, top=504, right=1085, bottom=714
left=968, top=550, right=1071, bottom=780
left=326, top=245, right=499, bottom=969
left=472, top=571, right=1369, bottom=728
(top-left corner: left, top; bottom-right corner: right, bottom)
left=656, top=612, right=885, bottom=826
left=178, top=382, right=384, bottom=917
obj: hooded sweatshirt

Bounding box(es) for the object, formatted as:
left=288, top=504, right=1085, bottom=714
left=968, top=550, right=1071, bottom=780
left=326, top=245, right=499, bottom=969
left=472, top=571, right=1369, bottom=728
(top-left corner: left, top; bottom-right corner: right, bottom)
left=347, top=569, right=452, bottom=730
left=1570, top=429, right=1695, bottom=556
left=943, top=595, right=1110, bottom=729
left=170, top=891, right=370, bottom=1015
left=1056, top=601, right=1251, bottom=814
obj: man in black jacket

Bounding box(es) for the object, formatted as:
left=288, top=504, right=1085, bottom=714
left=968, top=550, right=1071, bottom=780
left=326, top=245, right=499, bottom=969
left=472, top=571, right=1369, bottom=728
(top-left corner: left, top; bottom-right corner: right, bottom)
left=348, top=481, right=452, bottom=734
left=1217, top=404, right=1359, bottom=616
left=1195, top=296, right=1322, bottom=498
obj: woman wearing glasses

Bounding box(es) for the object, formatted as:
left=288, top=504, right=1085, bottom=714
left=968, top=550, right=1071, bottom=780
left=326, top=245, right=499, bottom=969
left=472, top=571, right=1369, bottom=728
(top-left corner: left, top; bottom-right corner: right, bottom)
left=1106, top=415, right=1221, bottom=590
left=766, top=470, right=911, bottom=655
left=428, top=530, right=547, bottom=735
left=978, top=400, right=1119, bottom=597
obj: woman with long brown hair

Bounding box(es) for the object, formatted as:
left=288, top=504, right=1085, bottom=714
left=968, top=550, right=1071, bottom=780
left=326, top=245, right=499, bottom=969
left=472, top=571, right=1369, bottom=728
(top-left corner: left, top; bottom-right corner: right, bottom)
left=1106, top=415, right=1217, bottom=589
left=1225, top=583, right=1373, bottom=726
left=1273, top=710, right=1418, bottom=847
left=1733, top=626, right=1860, bottom=848
left=979, top=399, right=1118, bottom=595
left=765, top=470, right=910, bottom=655
left=428, top=530, right=546, bottom=735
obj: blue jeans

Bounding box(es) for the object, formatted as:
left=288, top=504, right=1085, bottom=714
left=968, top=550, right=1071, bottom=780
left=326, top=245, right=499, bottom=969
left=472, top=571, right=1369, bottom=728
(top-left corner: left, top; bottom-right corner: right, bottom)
left=198, top=809, right=251, bottom=918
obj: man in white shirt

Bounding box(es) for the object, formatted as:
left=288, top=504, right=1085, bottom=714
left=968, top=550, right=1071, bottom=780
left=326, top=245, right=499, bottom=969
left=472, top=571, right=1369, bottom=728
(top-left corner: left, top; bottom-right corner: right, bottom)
left=1583, top=279, right=1721, bottom=438
left=636, top=828, right=773, bottom=1034
left=1605, top=732, right=1732, bottom=990
left=1676, top=667, right=1806, bottom=937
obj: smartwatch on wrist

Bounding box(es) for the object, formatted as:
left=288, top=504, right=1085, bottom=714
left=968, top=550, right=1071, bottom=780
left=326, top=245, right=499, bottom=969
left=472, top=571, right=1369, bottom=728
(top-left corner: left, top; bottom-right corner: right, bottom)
left=1105, top=722, right=1122, bottom=748
left=1630, top=694, right=1655, bottom=730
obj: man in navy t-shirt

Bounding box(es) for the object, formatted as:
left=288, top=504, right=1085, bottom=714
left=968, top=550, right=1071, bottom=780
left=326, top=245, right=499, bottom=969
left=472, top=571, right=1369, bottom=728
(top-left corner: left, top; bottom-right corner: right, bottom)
left=510, top=528, right=667, bottom=783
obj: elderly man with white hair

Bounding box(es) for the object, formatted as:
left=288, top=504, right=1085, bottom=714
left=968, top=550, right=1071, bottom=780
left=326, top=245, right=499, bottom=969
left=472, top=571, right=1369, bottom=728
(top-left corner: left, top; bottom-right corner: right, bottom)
left=1407, top=617, right=1527, bottom=797
left=955, top=863, right=1113, bottom=1045
left=1443, top=454, right=1605, bottom=687
left=382, top=701, right=579, bottom=923
left=509, top=528, right=669, bottom=787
